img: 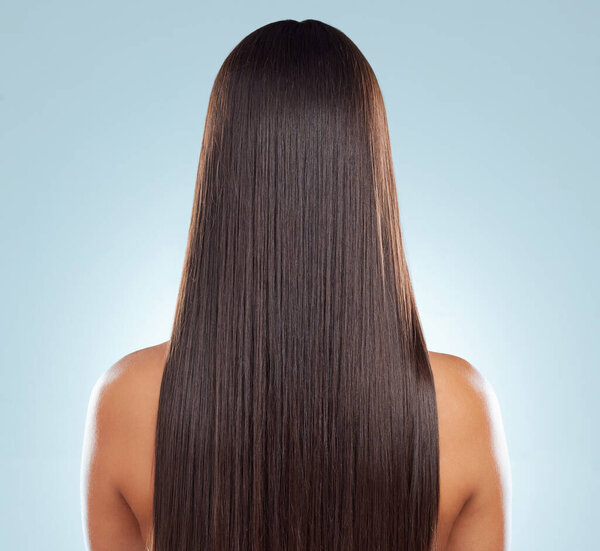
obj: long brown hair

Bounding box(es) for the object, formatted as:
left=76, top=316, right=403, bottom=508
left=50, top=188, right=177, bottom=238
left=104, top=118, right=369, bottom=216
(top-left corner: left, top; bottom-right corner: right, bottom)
left=151, top=19, right=439, bottom=551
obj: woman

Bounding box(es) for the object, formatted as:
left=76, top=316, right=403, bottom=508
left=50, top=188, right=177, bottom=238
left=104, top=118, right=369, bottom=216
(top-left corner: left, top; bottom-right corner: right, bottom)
left=81, top=19, right=511, bottom=551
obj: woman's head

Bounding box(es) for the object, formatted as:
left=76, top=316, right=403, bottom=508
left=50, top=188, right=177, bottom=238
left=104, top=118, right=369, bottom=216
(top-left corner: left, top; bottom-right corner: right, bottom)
left=204, top=18, right=382, bottom=160
left=187, top=18, right=414, bottom=335
left=153, top=19, right=439, bottom=551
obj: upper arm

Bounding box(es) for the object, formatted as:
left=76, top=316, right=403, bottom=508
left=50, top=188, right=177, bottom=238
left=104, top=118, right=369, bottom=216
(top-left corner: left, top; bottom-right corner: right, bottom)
left=445, top=360, right=512, bottom=551
left=80, top=361, right=147, bottom=551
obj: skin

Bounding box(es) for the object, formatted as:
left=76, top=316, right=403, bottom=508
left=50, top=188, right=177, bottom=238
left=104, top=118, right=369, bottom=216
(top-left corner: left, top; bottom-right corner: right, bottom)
left=81, top=341, right=511, bottom=550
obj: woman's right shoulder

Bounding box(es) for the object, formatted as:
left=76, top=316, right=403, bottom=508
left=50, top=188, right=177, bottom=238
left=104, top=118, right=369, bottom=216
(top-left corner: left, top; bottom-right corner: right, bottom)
left=428, top=351, right=504, bottom=432
left=428, top=351, right=512, bottom=550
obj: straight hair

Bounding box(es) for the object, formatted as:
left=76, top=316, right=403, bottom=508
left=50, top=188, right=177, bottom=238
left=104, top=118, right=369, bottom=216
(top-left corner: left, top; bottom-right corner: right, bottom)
left=151, top=19, right=439, bottom=551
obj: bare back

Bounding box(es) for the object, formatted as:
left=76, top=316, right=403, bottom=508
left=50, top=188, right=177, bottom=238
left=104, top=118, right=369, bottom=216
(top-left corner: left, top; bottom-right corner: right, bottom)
left=81, top=341, right=511, bottom=551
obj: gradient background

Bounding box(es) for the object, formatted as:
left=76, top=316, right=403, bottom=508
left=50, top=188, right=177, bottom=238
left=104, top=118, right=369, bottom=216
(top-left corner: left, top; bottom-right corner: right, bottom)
left=1, top=2, right=598, bottom=549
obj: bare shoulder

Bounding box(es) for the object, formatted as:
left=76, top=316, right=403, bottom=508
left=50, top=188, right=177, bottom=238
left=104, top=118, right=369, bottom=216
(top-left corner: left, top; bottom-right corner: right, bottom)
left=428, top=351, right=512, bottom=550
left=96, top=340, right=169, bottom=393
left=81, top=340, right=170, bottom=550
left=428, top=351, right=487, bottom=400
left=84, top=341, right=168, bottom=447
left=84, top=339, right=170, bottom=480
left=428, top=351, right=506, bottom=446
left=84, top=340, right=168, bottom=451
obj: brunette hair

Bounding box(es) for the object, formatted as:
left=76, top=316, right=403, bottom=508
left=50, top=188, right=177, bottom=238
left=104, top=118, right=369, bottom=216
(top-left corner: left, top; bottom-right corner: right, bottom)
left=152, top=18, right=439, bottom=551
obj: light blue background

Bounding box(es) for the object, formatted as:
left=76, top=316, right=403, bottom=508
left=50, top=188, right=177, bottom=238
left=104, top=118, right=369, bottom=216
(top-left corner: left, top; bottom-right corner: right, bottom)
left=1, top=2, right=598, bottom=549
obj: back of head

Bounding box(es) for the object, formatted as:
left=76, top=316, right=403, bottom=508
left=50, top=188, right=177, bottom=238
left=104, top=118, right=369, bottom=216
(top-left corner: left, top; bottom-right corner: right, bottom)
left=152, top=19, right=439, bottom=551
